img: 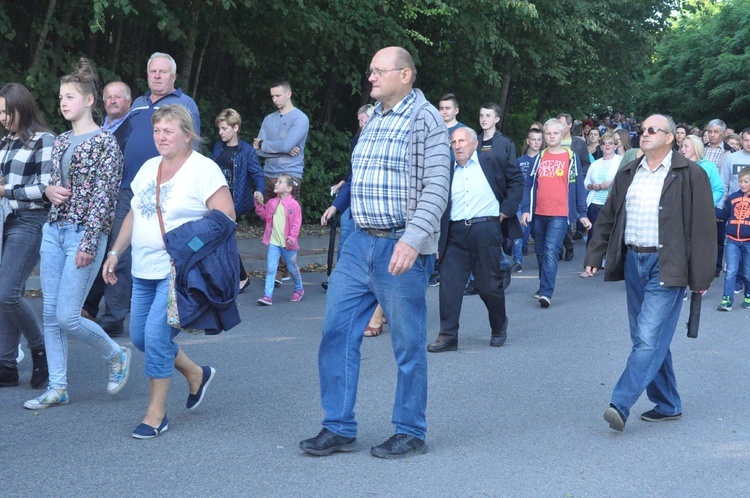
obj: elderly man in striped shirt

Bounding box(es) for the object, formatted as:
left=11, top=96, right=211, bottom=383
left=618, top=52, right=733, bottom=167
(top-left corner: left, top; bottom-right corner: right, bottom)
left=300, top=46, right=450, bottom=459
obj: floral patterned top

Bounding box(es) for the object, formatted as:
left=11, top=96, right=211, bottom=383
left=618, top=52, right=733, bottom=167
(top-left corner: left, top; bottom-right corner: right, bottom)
left=48, top=130, right=123, bottom=254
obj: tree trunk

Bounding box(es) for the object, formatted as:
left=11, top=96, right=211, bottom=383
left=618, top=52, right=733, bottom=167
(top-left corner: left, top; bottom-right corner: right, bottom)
left=497, top=55, right=514, bottom=126
left=49, top=7, right=74, bottom=78
left=181, top=9, right=200, bottom=93
left=30, top=0, right=57, bottom=73
left=191, top=32, right=211, bottom=100
left=110, top=16, right=125, bottom=74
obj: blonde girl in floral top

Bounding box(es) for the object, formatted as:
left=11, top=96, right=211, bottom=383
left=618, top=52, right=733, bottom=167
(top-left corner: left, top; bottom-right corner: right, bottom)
left=24, top=58, right=131, bottom=410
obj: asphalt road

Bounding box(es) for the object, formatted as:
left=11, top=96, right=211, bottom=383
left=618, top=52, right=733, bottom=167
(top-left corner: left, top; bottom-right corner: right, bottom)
left=3, top=241, right=750, bottom=497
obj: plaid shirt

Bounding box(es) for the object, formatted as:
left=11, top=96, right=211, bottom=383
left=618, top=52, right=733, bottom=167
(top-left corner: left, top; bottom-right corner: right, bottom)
left=0, top=131, right=54, bottom=210
left=624, top=151, right=672, bottom=247
left=704, top=143, right=727, bottom=173
left=351, top=91, right=415, bottom=229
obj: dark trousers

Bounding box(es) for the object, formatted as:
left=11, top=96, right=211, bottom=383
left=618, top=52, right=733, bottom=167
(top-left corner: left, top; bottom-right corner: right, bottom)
left=84, top=188, right=133, bottom=322
left=438, top=220, right=507, bottom=341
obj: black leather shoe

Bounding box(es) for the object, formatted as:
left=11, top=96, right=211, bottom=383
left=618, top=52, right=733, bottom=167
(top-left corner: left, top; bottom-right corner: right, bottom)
left=321, top=281, right=329, bottom=291
left=463, top=281, right=479, bottom=296
left=490, top=335, right=506, bottom=347
left=427, top=338, right=457, bottom=353
left=564, top=248, right=575, bottom=261
left=491, top=317, right=508, bottom=347
left=299, top=428, right=356, bottom=456
left=371, top=434, right=427, bottom=459
left=500, top=269, right=511, bottom=291
left=0, top=363, right=19, bottom=387
left=99, top=321, right=124, bottom=337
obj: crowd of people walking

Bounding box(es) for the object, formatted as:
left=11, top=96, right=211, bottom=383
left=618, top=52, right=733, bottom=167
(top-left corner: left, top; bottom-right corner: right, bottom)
left=1, top=46, right=748, bottom=457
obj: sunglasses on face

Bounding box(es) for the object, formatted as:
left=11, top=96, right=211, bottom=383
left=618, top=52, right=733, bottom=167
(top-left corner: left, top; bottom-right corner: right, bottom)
left=638, top=126, right=670, bottom=136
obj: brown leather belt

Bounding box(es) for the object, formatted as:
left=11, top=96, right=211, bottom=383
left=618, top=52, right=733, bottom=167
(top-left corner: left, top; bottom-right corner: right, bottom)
left=627, top=245, right=658, bottom=253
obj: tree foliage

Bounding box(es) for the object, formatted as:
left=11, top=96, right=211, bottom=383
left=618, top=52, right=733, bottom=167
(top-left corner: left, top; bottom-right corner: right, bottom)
left=0, top=0, right=681, bottom=221
left=642, top=0, right=750, bottom=129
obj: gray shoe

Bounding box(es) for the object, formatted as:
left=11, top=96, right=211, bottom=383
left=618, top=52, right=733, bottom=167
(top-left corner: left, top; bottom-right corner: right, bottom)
left=604, top=405, right=625, bottom=431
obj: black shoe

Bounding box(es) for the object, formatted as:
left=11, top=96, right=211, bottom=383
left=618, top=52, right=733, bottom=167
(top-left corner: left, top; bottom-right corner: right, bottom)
left=99, top=321, right=124, bottom=337
left=371, top=434, right=427, bottom=459
left=604, top=404, right=626, bottom=431
left=490, top=335, right=506, bottom=347
left=491, top=317, right=508, bottom=347
left=463, top=281, right=479, bottom=296
left=299, top=428, right=356, bottom=456
left=428, top=273, right=440, bottom=287
left=715, top=269, right=721, bottom=278
left=522, top=246, right=528, bottom=255
left=29, top=347, right=49, bottom=389
left=427, top=338, right=458, bottom=353
left=572, top=231, right=583, bottom=240
left=564, top=249, right=575, bottom=261
left=321, top=281, right=329, bottom=291
left=511, top=263, right=523, bottom=273
left=0, top=363, right=19, bottom=387
left=640, top=409, right=682, bottom=422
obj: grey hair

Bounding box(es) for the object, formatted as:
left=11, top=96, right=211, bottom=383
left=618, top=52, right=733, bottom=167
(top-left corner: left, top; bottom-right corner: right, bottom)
left=451, top=126, right=477, bottom=142
left=147, top=52, right=177, bottom=74
left=103, top=81, right=131, bottom=101
left=707, top=118, right=727, bottom=132
left=649, top=114, right=676, bottom=135
left=357, top=104, right=374, bottom=117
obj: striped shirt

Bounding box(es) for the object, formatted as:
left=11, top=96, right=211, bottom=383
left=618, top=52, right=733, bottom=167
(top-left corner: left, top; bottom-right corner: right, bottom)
left=0, top=131, right=55, bottom=210
left=351, top=91, right=415, bottom=229
left=624, top=151, right=672, bottom=247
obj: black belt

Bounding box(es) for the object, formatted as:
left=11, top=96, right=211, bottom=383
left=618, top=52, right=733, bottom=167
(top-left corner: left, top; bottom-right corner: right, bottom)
left=366, top=227, right=405, bottom=239
left=451, top=216, right=500, bottom=226
left=627, top=245, right=658, bottom=253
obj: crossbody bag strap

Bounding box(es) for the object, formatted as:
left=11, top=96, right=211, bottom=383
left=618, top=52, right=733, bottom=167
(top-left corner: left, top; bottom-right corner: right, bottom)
left=155, top=161, right=167, bottom=242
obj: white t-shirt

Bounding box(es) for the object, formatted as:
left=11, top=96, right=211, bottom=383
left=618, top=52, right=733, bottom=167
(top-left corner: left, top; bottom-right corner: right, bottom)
left=130, top=151, right=228, bottom=279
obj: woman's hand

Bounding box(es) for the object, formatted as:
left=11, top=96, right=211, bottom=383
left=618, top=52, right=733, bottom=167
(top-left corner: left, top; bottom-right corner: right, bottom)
left=600, top=180, right=611, bottom=189
left=102, top=253, right=119, bottom=284
left=74, top=250, right=94, bottom=269
left=45, top=185, right=72, bottom=206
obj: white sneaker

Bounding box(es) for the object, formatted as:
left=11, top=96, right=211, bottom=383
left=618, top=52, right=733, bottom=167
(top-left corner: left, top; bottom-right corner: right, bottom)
left=16, top=345, right=25, bottom=364
left=107, top=347, right=131, bottom=395
left=24, top=388, right=69, bottom=410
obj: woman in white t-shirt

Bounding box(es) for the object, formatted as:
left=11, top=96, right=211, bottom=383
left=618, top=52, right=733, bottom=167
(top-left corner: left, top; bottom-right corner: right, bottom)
left=581, top=132, right=622, bottom=277
left=103, top=104, right=235, bottom=439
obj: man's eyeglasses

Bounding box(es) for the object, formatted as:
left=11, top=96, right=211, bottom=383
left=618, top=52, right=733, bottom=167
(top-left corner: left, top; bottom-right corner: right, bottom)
left=365, top=68, right=405, bottom=78
left=638, top=126, right=670, bottom=136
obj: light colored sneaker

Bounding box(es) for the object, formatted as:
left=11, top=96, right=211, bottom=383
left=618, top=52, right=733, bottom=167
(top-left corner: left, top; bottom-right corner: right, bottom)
left=539, top=296, right=551, bottom=308
left=16, top=345, right=25, bottom=364
left=24, top=388, right=69, bottom=410
left=107, top=347, right=131, bottom=395
left=290, top=289, right=305, bottom=302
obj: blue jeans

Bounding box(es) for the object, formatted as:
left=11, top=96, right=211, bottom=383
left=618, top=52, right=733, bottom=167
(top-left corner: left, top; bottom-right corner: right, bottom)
left=611, top=250, right=685, bottom=420
left=511, top=210, right=531, bottom=264
left=531, top=215, right=568, bottom=297
left=318, top=227, right=434, bottom=439
left=0, top=211, right=47, bottom=365
left=337, top=208, right=353, bottom=260
left=129, top=276, right=180, bottom=379
left=723, top=239, right=750, bottom=300
left=264, top=244, right=303, bottom=297
left=40, top=222, right=120, bottom=390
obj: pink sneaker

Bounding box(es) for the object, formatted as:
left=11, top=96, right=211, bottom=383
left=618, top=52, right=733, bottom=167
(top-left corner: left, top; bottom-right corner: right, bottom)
left=257, top=296, right=273, bottom=306
left=290, top=289, right=305, bottom=302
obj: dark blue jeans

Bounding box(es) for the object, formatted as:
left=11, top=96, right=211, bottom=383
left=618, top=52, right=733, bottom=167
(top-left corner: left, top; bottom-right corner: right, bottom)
left=0, top=210, right=47, bottom=365
left=531, top=215, right=568, bottom=298
left=723, top=239, right=750, bottom=300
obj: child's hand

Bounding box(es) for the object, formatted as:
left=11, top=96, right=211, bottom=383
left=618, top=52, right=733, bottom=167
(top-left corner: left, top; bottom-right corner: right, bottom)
left=286, top=237, right=294, bottom=247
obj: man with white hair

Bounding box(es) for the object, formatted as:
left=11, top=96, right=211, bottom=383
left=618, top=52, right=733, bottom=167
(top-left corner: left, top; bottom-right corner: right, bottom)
left=88, top=52, right=200, bottom=337
left=704, top=118, right=735, bottom=277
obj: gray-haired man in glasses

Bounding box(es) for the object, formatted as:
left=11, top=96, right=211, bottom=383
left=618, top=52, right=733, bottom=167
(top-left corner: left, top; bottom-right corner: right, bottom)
left=584, top=114, right=716, bottom=432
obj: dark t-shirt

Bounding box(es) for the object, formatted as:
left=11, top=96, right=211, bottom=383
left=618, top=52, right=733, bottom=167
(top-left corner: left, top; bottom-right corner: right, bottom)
left=215, top=144, right=239, bottom=192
